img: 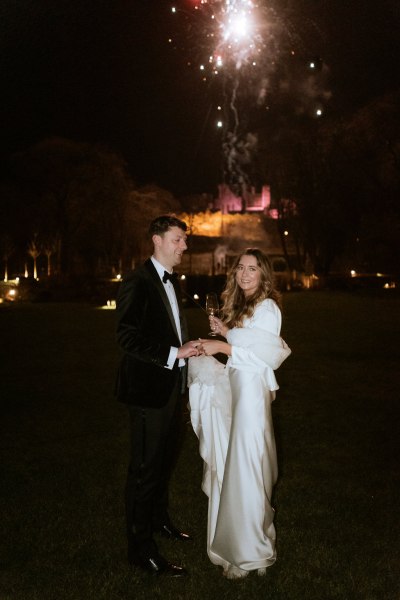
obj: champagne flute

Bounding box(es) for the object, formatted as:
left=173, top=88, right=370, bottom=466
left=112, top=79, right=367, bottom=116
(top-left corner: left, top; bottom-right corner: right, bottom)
left=205, top=292, right=219, bottom=337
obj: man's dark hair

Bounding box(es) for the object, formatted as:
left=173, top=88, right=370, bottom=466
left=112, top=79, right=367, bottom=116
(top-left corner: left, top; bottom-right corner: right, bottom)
left=149, top=215, right=187, bottom=236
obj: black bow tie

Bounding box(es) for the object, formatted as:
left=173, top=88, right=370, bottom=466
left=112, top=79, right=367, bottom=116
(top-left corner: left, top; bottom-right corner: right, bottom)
left=162, top=270, right=178, bottom=284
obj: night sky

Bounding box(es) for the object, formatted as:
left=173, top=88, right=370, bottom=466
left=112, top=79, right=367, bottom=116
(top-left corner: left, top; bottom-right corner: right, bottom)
left=1, top=0, right=399, bottom=195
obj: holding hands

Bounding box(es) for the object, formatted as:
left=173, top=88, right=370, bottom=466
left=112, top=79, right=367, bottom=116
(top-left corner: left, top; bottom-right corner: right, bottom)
left=178, top=340, right=203, bottom=359
left=179, top=317, right=231, bottom=360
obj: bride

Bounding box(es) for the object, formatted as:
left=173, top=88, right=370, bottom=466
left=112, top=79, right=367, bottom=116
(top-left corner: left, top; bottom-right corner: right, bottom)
left=188, top=249, right=291, bottom=579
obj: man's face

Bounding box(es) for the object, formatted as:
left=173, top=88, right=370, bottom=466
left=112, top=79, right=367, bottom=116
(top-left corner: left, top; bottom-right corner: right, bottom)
left=153, top=226, right=188, bottom=270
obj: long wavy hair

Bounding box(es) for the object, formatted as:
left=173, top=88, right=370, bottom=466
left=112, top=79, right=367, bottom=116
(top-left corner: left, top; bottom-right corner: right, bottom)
left=221, top=248, right=281, bottom=328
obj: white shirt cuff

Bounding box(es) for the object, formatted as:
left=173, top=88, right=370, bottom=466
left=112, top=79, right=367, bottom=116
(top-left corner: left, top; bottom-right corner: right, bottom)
left=166, top=346, right=178, bottom=370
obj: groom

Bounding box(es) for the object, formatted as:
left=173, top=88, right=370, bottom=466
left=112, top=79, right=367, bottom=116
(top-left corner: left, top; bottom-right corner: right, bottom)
left=115, top=215, right=200, bottom=577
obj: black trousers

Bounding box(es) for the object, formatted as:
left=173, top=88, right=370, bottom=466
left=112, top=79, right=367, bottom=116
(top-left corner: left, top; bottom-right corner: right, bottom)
left=125, top=371, right=183, bottom=559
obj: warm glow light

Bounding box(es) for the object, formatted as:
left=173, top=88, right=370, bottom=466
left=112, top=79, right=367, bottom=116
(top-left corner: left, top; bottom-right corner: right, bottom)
left=350, top=270, right=356, bottom=277
left=194, top=293, right=200, bottom=300
left=100, top=300, right=116, bottom=310
left=284, top=230, right=289, bottom=236
left=180, top=274, right=186, bottom=280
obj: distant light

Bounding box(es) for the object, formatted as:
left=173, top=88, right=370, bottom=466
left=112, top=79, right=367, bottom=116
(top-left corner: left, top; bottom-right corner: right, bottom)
left=309, top=62, right=315, bottom=69
left=171, top=6, right=176, bottom=13
left=116, top=274, right=122, bottom=280
left=284, top=230, right=289, bottom=236
left=217, top=105, right=222, bottom=111
left=376, top=272, right=383, bottom=277
left=180, top=274, right=186, bottom=280
left=384, top=282, right=396, bottom=289
left=217, top=120, right=223, bottom=128
left=8, top=289, right=16, bottom=297
left=200, top=64, right=205, bottom=70
left=316, top=109, right=323, bottom=117
left=194, top=293, right=200, bottom=300
left=350, top=270, right=356, bottom=277
left=101, top=300, right=116, bottom=310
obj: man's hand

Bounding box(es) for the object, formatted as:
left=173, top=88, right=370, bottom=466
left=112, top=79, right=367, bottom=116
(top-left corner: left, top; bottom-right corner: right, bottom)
left=177, top=340, right=202, bottom=359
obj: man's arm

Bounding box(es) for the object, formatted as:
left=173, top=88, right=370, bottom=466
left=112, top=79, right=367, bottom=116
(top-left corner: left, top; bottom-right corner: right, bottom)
left=116, top=275, right=171, bottom=367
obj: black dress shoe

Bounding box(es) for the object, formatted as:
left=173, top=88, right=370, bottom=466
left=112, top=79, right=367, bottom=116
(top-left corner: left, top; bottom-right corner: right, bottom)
left=130, top=554, right=188, bottom=577
left=156, top=524, right=192, bottom=541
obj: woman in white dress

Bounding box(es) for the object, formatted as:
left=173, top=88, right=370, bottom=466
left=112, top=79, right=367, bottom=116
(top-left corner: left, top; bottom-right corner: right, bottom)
left=191, top=249, right=290, bottom=579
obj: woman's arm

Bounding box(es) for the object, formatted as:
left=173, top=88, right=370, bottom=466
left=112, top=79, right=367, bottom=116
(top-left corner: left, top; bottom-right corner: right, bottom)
left=198, top=338, right=232, bottom=357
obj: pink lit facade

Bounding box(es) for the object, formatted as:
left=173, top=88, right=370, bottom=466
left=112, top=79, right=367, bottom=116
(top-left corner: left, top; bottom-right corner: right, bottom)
left=213, top=183, right=278, bottom=218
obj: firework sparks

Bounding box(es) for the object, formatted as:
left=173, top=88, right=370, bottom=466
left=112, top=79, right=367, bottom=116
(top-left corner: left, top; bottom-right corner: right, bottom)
left=170, top=1, right=330, bottom=192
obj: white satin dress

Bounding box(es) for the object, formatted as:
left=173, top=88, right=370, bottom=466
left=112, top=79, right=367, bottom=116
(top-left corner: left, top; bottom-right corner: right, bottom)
left=189, top=299, right=287, bottom=574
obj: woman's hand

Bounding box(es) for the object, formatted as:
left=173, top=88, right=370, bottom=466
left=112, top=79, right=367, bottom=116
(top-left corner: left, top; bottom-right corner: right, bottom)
left=198, top=339, right=232, bottom=357
left=209, top=315, right=228, bottom=338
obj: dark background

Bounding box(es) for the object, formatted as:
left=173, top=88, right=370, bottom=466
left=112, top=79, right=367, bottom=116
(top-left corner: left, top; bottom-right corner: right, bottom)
left=1, top=0, right=399, bottom=195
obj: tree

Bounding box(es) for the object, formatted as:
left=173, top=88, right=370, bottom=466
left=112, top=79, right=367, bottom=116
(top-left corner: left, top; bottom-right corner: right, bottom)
left=255, top=90, right=400, bottom=274
left=123, top=185, right=181, bottom=268
left=0, top=235, right=15, bottom=281
left=28, top=235, right=40, bottom=279
left=10, top=138, right=133, bottom=278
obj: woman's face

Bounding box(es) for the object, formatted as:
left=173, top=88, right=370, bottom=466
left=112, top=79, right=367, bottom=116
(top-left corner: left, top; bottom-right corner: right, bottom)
left=235, top=254, right=261, bottom=297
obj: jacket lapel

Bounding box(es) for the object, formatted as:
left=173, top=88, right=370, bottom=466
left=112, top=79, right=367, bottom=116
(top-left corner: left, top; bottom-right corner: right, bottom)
left=144, top=259, right=181, bottom=342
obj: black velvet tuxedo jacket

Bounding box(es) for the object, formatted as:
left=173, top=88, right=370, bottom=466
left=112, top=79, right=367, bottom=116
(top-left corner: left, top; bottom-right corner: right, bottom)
left=115, top=259, right=189, bottom=408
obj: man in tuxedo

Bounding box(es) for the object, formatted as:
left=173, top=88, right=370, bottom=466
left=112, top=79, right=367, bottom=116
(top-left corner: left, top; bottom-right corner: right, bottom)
left=115, top=215, right=200, bottom=577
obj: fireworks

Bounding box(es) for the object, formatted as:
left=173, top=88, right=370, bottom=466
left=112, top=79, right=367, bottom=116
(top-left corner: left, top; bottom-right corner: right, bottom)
left=172, top=0, right=266, bottom=73
left=169, top=1, right=330, bottom=192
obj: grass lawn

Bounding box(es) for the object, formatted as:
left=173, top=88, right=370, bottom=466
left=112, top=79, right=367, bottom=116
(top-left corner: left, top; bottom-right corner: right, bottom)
left=0, top=291, right=399, bottom=599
